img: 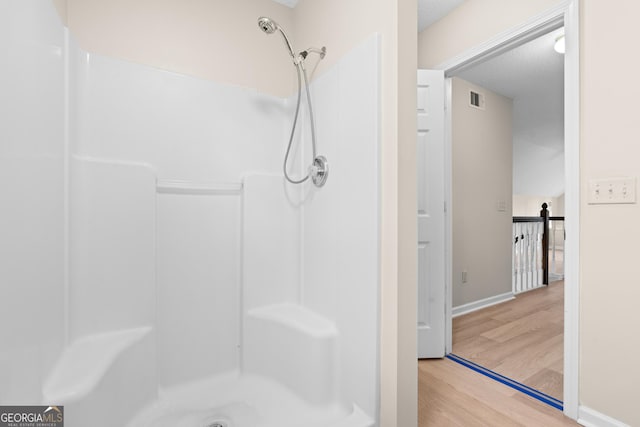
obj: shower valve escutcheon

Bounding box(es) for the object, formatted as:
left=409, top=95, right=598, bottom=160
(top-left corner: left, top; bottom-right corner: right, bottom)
left=309, top=156, right=329, bottom=187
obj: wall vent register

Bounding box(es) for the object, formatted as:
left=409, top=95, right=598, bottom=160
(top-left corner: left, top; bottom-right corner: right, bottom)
left=469, top=90, right=485, bottom=110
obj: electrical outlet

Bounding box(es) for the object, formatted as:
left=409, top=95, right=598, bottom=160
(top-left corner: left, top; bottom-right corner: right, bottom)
left=462, top=270, right=468, bottom=284
left=588, top=177, right=637, bottom=204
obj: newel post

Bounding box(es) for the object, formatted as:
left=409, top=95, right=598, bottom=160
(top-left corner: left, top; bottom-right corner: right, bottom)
left=540, top=203, right=549, bottom=285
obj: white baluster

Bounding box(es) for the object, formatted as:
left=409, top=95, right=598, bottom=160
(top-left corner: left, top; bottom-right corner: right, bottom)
left=518, top=222, right=524, bottom=293
left=550, top=220, right=557, bottom=278
left=537, top=221, right=543, bottom=286
left=512, top=223, right=516, bottom=293
left=532, top=222, right=537, bottom=288
left=527, top=222, right=535, bottom=290
left=522, top=222, right=527, bottom=292
left=516, top=223, right=522, bottom=293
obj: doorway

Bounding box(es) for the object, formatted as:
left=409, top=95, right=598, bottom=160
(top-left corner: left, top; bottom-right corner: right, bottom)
left=450, top=24, right=565, bottom=401
left=418, top=0, right=580, bottom=421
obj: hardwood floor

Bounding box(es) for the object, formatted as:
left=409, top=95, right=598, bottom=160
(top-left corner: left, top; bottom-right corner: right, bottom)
left=452, top=280, right=565, bottom=400
left=418, top=358, right=579, bottom=426
left=418, top=280, right=571, bottom=426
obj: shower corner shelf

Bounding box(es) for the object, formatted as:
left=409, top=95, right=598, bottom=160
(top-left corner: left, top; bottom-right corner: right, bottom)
left=156, top=179, right=243, bottom=195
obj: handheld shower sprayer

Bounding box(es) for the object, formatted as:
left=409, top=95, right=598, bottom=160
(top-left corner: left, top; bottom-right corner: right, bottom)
left=257, top=17, right=297, bottom=62
left=256, top=16, right=328, bottom=187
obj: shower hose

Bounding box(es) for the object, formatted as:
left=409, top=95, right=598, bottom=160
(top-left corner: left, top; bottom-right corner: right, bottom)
left=283, top=60, right=318, bottom=184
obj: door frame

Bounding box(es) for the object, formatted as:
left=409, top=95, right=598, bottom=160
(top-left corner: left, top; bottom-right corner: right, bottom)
left=434, top=0, right=580, bottom=419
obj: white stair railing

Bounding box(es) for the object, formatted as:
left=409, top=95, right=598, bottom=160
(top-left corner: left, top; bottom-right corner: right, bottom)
left=512, top=220, right=545, bottom=294
left=512, top=203, right=565, bottom=294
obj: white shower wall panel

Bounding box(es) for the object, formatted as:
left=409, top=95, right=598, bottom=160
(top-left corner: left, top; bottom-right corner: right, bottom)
left=243, top=175, right=301, bottom=310
left=69, top=157, right=156, bottom=340
left=71, top=49, right=287, bottom=183
left=68, top=42, right=291, bottom=387
left=0, top=0, right=65, bottom=403
left=0, top=0, right=65, bottom=159
left=301, top=35, right=380, bottom=418
left=157, top=193, right=241, bottom=387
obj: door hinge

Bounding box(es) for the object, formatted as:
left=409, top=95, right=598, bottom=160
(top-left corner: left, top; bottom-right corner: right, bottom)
left=444, top=201, right=447, bottom=213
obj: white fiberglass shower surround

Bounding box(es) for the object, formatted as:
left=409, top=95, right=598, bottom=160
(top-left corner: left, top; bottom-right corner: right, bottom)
left=0, top=2, right=380, bottom=427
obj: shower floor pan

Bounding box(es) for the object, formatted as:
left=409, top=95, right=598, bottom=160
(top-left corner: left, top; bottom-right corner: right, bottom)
left=127, top=372, right=373, bottom=427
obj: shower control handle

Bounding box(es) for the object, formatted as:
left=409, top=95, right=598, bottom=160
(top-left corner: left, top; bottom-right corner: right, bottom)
left=309, top=156, right=329, bottom=187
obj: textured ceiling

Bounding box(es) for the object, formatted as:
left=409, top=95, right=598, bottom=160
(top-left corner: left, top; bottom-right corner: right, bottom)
left=456, top=27, right=565, bottom=151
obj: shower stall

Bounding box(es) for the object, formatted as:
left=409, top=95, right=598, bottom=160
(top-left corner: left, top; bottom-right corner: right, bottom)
left=1, top=1, right=380, bottom=426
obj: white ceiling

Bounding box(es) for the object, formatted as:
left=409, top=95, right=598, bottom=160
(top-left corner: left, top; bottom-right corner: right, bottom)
left=418, top=0, right=465, bottom=31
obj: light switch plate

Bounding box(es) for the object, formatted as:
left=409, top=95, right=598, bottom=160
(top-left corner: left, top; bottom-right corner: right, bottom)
left=588, top=177, right=636, bottom=204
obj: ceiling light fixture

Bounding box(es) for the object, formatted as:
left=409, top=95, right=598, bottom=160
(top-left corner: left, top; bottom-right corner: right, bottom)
left=554, top=35, right=565, bottom=54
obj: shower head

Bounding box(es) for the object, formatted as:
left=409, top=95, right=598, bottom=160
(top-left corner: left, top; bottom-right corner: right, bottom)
left=257, top=16, right=296, bottom=61
left=258, top=16, right=278, bottom=34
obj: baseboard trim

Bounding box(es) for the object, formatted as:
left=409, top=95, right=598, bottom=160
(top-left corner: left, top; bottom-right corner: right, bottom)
left=452, top=292, right=514, bottom=318
left=578, top=406, right=630, bottom=427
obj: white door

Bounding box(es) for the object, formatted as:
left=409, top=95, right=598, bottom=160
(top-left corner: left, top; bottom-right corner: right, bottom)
left=417, top=70, right=446, bottom=358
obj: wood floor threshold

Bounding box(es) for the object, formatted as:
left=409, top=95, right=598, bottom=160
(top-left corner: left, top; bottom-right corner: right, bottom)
left=446, top=353, right=563, bottom=410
